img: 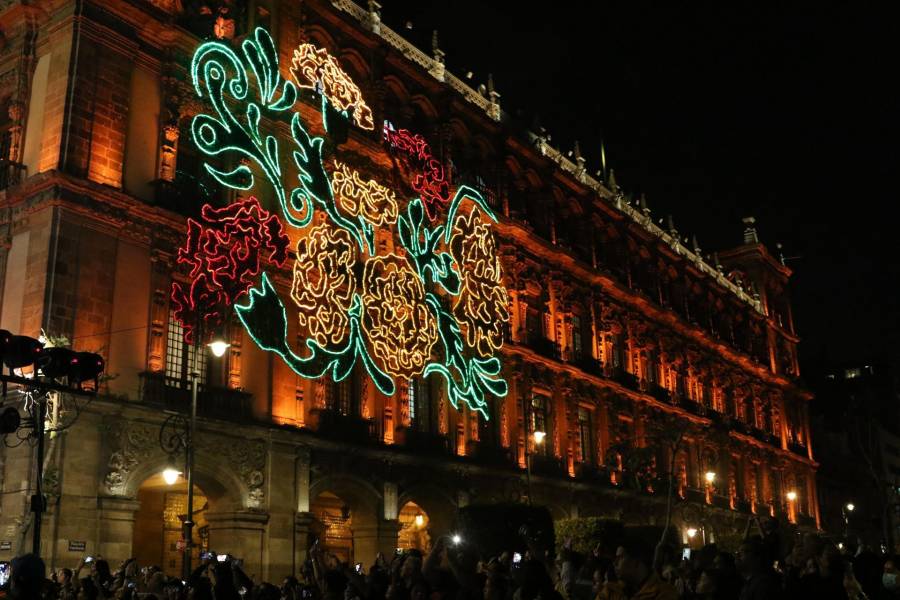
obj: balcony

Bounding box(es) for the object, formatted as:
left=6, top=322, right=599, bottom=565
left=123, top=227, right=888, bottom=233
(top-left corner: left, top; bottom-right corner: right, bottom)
left=735, top=498, right=752, bottom=514
left=471, top=443, right=514, bottom=467
left=398, top=427, right=451, bottom=456
left=527, top=335, right=561, bottom=361
left=607, top=368, right=639, bottom=391
left=648, top=384, right=672, bottom=404
left=788, top=440, right=808, bottom=456
left=309, top=408, right=376, bottom=444
left=683, top=487, right=706, bottom=504
left=750, top=428, right=781, bottom=447
left=139, top=372, right=253, bottom=421
left=573, top=355, right=604, bottom=376
left=529, top=453, right=566, bottom=477
left=0, top=159, right=26, bottom=191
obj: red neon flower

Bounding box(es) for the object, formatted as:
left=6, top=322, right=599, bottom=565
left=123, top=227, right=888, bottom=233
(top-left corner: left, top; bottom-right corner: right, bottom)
left=171, top=197, right=290, bottom=342
left=383, top=124, right=451, bottom=220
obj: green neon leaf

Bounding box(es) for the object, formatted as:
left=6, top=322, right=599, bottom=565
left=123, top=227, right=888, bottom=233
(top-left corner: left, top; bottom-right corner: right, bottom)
left=204, top=163, right=254, bottom=190
left=398, top=198, right=460, bottom=295
left=235, top=274, right=396, bottom=396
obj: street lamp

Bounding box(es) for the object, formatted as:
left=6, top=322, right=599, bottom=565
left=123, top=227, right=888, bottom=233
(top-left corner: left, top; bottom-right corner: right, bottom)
left=525, top=430, right=546, bottom=505
left=208, top=338, right=230, bottom=358
left=842, top=502, right=855, bottom=538
left=162, top=467, right=182, bottom=486
left=157, top=332, right=224, bottom=580
left=704, top=471, right=716, bottom=484
left=786, top=490, right=797, bottom=501
left=687, top=527, right=697, bottom=539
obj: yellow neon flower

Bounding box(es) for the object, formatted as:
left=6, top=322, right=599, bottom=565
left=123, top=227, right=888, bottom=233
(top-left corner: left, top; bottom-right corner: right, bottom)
left=362, top=254, right=438, bottom=378
left=450, top=209, right=510, bottom=356
left=331, top=161, right=399, bottom=226
left=291, top=223, right=357, bottom=348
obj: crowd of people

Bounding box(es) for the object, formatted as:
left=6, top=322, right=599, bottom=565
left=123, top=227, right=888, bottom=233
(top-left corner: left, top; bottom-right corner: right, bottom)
left=1, top=517, right=899, bottom=600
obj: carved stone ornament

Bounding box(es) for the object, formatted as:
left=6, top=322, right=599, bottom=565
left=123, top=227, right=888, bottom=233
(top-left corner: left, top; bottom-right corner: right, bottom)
left=103, top=420, right=267, bottom=508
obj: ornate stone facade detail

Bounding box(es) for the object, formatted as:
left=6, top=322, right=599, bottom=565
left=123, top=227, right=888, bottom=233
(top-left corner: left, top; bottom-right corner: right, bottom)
left=104, top=421, right=158, bottom=496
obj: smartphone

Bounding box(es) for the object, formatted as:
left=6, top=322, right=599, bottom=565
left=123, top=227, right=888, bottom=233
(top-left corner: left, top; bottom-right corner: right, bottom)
left=681, top=548, right=691, bottom=560
left=85, top=556, right=94, bottom=563
left=512, top=552, right=522, bottom=564
left=217, top=554, right=228, bottom=562
left=355, top=562, right=363, bottom=573
left=0, top=562, right=10, bottom=588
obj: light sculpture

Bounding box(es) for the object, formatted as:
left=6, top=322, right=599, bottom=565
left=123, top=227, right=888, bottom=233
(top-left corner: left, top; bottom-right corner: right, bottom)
left=290, top=44, right=375, bottom=130
left=383, top=123, right=452, bottom=220
left=176, top=28, right=509, bottom=418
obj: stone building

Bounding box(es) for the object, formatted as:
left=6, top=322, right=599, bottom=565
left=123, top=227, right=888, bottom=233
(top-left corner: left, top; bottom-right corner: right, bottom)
left=0, top=0, right=817, bottom=579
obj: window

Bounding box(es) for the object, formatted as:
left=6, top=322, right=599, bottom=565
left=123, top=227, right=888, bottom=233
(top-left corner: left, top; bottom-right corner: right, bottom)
left=165, top=310, right=208, bottom=387
left=530, top=393, right=550, bottom=455
left=329, top=378, right=352, bottom=416
left=408, top=380, right=416, bottom=422
left=577, top=407, right=592, bottom=464
left=408, top=378, right=430, bottom=430
left=571, top=315, right=582, bottom=360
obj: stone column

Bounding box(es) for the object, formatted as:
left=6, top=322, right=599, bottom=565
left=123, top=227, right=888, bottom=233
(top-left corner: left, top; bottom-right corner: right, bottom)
left=206, top=512, right=269, bottom=580
left=295, top=512, right=318, bottom=569
left=97, top=498, right=142, bottom=566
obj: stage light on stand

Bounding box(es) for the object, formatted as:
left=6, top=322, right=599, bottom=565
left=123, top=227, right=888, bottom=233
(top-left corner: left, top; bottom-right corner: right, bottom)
left=2, top=335, right=44, bottom=375
left=38, top=347, right=77, bottom=381
left=69, top=352, right=105, bottom=390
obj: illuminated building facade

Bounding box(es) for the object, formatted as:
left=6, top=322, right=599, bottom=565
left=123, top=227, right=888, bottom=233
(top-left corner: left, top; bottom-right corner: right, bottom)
left=0, top=0, right=816, bottom=578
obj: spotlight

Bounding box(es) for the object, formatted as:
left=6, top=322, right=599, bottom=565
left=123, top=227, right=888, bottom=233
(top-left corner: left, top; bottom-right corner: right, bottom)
left=69, top=352, right=105, bottom=390
left=39, top=347, right=77, bottom=380
left=2, top=335, right=44, bottom=372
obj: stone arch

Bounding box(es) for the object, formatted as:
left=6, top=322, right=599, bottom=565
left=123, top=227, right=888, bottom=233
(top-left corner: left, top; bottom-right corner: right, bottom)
left=398, top=482, right=456, bottom=540
left=339, top=47, right=371, bottom=85
left=410, top=94, right=439, bottom=122
left=120, top=451, right=247, bottom=512
left=309, top=474, right=384, bottom=565
left=304, top=26, right=338, bottom=55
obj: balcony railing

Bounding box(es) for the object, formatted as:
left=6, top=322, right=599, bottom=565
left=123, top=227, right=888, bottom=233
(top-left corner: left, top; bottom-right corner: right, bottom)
left=0, top=159, right=26, bottom=191
left=399, top=427, right=451, bottom=456
left=527, top=335, right=561, bottom=361
left=309, top=408, right=376, bottom=443
left=139, top=372, right=253, bottom=421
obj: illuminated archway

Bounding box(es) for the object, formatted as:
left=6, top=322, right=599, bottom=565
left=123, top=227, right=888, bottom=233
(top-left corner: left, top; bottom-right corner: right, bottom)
left=310, top=491, right=354, bottom=564
left=133, top=473, right=209, bottom=576
left=397, top=501, right=430, bottom=552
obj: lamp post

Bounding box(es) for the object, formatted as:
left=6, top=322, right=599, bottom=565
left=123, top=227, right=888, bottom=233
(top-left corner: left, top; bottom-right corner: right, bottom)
left=842, top=502, right=855, bottom=538
left=525, top=430, right=546, bottom=506
left=158, top=336, right=228, bottom=580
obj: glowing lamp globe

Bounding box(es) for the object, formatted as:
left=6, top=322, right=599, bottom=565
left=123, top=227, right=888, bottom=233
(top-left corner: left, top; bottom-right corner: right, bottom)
left=686, top=528, right=697, bottom=539
left=162, top=468, right=182, bottom=486
left=786, top=491, right=797, bottom=501
left=846, top=503, right=855, bottom=512
left=533, top=431, right=546, bottom=445
left=704, top=471, right=716, bottom=484
left=208, top=340, right=230, bottom=357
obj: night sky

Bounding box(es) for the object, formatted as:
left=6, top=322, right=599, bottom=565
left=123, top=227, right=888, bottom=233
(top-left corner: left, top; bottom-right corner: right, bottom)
left=379, top=2, right=900, bottom=372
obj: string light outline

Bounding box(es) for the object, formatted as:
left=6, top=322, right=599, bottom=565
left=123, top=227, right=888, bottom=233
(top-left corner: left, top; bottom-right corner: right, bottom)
left=290, top=43, right=375, bottom=130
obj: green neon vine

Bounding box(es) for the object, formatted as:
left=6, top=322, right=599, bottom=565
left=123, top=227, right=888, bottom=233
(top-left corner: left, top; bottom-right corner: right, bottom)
left=235, top=273, right=395, bottom=395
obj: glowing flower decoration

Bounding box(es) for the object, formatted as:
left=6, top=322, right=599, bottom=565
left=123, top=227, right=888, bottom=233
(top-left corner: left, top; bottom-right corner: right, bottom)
left=290, top=44, right=374, bottom=130
left=291, top=223, right=357, bottom=348
left=171, top=197, right=289, bottom=342
left=450, top=209, right=510, bottom=356
left=331, top=161, right=399, bottom=226
left=362, top=255, right=438, bottom=378
left=383, top=123, right=451, bottom=220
